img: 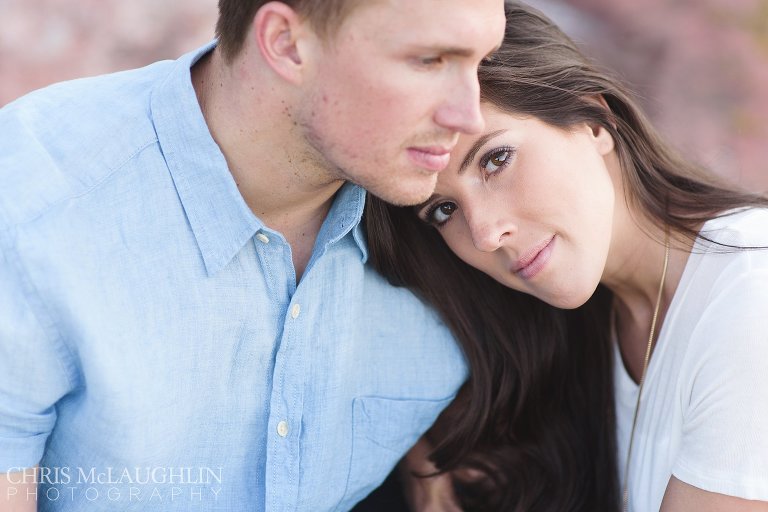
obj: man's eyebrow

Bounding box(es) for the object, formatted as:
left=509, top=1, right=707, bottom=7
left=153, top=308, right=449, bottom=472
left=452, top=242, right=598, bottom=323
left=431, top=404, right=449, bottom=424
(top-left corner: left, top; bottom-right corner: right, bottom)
left=411, top=45, right=475, bottom=58
left=409, top=42, right=502, bottom=60
left=458, top=129, right=508, bottom=175
left=444, top=47, right=476, bottom=57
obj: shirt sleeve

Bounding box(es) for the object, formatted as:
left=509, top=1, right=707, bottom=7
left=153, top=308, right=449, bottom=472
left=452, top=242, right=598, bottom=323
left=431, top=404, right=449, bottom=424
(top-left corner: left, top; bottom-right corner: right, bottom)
left=672, top=269, right=768, bottom=501
left=0, top=233, right=78, bottom=472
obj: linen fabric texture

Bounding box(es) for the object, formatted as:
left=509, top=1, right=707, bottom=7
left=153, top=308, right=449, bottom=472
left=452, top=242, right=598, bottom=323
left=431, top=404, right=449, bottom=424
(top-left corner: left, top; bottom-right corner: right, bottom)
left=0, top=43, right=467, bottom=511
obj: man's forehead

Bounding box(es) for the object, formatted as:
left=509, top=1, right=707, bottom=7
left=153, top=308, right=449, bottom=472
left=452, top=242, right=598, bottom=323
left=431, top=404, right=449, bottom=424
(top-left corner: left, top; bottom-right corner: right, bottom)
left=344, top=0, right=505, bottom=31
left=343, top=1, right=505, bottom=51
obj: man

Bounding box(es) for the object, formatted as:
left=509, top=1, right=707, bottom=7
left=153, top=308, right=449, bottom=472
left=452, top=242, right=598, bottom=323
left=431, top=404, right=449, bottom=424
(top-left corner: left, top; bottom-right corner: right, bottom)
left=0, top=0, right=504, bottom=510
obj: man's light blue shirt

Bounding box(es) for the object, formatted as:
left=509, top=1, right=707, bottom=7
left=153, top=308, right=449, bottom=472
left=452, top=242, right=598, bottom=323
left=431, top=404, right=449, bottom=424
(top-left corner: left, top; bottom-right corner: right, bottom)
left=0, top=43, right=467, bottom=511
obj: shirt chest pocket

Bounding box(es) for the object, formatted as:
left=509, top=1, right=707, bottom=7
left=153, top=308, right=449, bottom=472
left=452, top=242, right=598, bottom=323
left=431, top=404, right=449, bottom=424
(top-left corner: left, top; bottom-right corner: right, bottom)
left=335, top=395, right=455, bottom=511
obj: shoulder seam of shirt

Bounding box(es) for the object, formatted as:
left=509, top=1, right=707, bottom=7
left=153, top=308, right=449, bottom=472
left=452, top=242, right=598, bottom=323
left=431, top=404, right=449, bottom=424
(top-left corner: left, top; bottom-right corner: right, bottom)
left=0, top=227, right=81, bottom=392
left=8, top=137, right=160, bottom=230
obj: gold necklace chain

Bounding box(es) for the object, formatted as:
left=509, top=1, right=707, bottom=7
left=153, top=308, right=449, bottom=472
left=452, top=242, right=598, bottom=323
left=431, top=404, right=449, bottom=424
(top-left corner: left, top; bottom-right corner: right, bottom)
left=621, top=236, right=670, bottom=512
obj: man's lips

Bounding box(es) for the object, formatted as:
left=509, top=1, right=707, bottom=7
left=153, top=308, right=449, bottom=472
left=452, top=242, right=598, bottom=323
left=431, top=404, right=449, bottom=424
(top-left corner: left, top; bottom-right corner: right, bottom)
left=407, top=145, right=453, bottom=172
left=512, top=235, right=556, bottom=280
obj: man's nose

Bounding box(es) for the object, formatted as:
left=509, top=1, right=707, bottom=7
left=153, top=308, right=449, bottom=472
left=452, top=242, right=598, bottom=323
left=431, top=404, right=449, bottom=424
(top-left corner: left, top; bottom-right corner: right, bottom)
left=433, top=71, right=485, bottom=135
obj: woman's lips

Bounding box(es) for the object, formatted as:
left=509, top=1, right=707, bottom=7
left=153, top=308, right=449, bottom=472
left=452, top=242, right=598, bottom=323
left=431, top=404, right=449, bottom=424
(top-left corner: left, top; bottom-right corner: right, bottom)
left=513, top=235, right=556, bottom=280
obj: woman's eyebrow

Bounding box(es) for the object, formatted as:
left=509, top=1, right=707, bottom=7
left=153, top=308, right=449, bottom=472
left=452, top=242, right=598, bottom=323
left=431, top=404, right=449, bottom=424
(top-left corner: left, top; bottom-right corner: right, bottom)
left=414, top=194, right=437, bottom=213
left=458, top=129, right=508, bottom=175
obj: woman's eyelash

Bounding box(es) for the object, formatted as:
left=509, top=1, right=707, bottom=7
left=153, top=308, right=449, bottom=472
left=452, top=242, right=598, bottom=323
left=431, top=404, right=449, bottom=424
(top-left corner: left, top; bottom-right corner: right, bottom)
left=424, top=205, right=437, bottom=222
left=423, top=201, right=456, bottom=227
left=478, top=146, right=516, bottom=177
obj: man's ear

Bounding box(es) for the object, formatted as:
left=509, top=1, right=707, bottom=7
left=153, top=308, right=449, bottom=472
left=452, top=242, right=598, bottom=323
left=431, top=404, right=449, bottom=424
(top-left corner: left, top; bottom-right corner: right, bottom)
left=252, top=1, right=309, bottom=84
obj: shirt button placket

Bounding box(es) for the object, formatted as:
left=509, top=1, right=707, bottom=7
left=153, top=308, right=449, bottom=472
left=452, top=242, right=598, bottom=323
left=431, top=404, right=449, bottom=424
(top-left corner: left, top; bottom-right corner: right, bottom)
left=268, top=300, right=304, bottom=509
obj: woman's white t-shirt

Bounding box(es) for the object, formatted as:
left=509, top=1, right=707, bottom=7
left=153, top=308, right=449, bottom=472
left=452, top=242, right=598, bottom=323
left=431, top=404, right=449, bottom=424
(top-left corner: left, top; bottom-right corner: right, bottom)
left=615, top=208, right=768, bottom=511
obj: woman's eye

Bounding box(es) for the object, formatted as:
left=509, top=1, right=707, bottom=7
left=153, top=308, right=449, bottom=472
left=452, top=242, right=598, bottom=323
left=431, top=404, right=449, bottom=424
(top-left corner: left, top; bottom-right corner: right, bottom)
left=480, top=148, right=514, bottom=176
left=428, top=202, right=457, bottom=225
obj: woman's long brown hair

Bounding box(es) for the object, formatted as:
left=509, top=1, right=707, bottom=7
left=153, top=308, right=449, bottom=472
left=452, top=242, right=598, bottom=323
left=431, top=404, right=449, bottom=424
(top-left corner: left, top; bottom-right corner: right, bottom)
left=366, top=197, right=618, bottom=510
left=366, top=1, right=768, bottom=510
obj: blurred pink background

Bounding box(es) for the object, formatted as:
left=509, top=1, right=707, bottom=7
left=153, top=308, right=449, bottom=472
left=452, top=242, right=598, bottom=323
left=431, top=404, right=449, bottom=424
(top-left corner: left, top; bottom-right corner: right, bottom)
left=2, top=0, right=767, bottom=189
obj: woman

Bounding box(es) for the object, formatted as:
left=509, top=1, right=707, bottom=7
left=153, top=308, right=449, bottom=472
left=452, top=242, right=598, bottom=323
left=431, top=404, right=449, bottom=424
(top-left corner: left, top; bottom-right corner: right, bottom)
left=365, top=1, right=768, bottom=511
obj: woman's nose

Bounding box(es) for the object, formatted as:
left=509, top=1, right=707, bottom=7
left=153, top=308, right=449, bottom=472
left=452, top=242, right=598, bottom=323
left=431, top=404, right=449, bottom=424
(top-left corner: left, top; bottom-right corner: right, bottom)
left=467, top=211, right=516, bottom=253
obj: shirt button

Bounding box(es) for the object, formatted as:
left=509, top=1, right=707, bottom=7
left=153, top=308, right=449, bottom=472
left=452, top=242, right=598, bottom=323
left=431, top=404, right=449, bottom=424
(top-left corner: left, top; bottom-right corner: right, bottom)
left=277, top=420, right=289, bottom=437
left=256, top=233, right=270, bottom=244
left=290, top=304, right=301, bottom=319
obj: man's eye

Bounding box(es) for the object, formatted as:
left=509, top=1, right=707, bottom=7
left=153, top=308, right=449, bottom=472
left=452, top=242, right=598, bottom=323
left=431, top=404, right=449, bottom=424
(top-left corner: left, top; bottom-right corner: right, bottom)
left=418, top=56, right=444, bottom=67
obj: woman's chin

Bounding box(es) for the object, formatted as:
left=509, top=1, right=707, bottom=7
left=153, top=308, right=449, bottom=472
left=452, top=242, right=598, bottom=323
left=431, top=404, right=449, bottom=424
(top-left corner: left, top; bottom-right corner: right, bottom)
left=534, top=287, right=596, bottom=310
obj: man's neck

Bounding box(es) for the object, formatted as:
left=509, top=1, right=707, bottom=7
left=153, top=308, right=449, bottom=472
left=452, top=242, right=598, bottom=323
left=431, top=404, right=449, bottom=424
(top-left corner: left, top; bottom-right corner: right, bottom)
left=192, top=49, right=345, bottom=280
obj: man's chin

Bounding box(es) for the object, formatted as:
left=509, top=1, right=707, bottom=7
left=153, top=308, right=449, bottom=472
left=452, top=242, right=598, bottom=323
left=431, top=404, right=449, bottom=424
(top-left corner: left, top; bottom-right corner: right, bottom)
left=366, top=177, right=436, bottom=207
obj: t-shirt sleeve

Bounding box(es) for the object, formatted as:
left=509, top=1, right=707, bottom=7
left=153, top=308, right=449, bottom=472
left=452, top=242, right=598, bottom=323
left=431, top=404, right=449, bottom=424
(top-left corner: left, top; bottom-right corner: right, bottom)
left=672, top=269, right=768, bottom=501
left=0, top=236, right=77, bottom=472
